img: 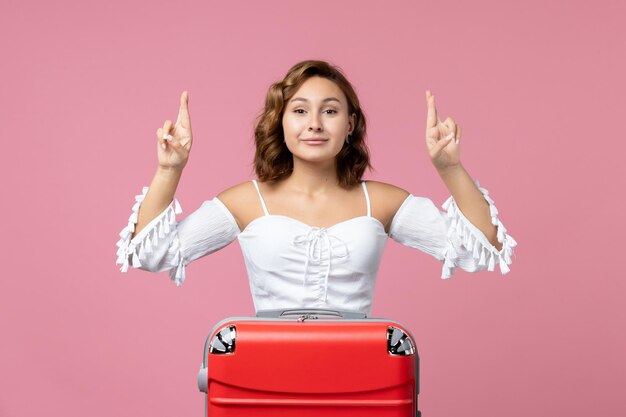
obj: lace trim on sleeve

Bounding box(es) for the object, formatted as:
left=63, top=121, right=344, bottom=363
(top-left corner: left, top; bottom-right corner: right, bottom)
left=440, top=180, right=518, bottom=279
left=115, top=186, right=186, bottom=286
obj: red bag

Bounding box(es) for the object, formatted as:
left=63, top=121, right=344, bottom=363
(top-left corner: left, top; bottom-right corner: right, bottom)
left=198, top=308, right=421, bottom=416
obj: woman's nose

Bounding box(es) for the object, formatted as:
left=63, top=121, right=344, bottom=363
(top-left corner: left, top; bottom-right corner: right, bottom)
left=308, top=115, right=323, bottom=131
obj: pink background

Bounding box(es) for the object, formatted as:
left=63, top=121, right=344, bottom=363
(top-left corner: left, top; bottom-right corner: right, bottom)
left=1, top=0, right=624, bottom=415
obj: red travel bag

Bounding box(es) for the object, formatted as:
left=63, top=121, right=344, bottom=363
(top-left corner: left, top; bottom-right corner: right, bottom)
left=197, top=308, right=421, bottom=416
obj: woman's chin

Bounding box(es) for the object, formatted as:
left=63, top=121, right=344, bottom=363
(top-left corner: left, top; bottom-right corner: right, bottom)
left=292, top=152, right=339, bottom=165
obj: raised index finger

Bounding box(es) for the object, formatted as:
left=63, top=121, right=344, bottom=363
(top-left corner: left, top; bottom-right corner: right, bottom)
left=425, top=90, right=437, bottom=129
left=176, top=91, right=191, bottom=127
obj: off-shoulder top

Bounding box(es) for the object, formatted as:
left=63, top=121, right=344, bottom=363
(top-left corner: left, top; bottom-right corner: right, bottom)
left=115, top=180, right=517, bottom=316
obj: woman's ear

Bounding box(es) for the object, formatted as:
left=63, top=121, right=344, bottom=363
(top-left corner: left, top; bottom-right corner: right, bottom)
left=349, top=113, right=356, bottom=135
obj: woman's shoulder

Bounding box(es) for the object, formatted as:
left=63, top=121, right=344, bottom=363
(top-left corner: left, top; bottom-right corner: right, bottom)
left=362, top=180, right=410, bottom=231
left=363, top=180, right=408, bottom=196
left=216, top=180, right=256, bottom=201
left=363, top=180, right=410, bottom=205
left=216, top=180, right=264, bottom=230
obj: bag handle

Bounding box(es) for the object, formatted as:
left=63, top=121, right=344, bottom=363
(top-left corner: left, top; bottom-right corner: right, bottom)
left=255, top=308, right=367, bottom=319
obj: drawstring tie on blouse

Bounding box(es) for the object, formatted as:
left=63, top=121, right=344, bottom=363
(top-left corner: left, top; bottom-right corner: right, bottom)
left=293, top=227, right=348, bottom=302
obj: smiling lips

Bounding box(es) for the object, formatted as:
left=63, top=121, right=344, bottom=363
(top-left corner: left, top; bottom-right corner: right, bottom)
left=301, top=137, right=328, bottom=145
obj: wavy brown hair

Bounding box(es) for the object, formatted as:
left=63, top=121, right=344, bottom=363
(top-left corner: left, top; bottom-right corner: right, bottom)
left=254, top=60, right=370, bottom=188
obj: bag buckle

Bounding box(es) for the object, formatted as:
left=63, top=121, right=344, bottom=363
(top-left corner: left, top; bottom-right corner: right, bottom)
left=297, top=313, right=319, bottom=322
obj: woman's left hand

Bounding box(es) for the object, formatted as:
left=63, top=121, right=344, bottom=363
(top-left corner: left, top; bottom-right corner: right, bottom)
left=425, top=90, right=462, bottom=171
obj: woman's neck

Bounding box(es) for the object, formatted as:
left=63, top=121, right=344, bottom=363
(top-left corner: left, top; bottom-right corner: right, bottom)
left=285, top=159, right=339, bottom=195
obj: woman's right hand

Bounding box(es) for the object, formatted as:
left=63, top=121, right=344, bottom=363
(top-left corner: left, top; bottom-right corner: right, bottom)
left=156, top=91, right=193, bottom=170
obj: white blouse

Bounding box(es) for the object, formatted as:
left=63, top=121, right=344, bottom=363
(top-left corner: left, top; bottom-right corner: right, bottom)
left=115, top=180, right=516, bottom=316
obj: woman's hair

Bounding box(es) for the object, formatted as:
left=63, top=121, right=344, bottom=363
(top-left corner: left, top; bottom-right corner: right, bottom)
left=254, top=60, right=370, bottom=188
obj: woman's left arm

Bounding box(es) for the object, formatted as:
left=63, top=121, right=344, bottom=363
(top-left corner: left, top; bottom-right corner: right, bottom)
left=424, top=90, right=501, bottom=250
left=437, top=164, right=501, bottom=250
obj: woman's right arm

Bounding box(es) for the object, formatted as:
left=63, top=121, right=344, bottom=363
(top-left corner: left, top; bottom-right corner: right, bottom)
left=133, top=91, right=192, bottom=238
left=116, top=92, right=240, bottom=286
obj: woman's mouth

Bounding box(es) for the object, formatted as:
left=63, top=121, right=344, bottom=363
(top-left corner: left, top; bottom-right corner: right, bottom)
left=301, top=137, right=328, bottom=145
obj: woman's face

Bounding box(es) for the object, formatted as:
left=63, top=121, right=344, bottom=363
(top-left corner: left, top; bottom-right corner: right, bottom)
left=282, top=76, right=355, bottom=165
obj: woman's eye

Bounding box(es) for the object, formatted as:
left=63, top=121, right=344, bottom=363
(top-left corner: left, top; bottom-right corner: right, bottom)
left=292, top=108, right=336, bottom=114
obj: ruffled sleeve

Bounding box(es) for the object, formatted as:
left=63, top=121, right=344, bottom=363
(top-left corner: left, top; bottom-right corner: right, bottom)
left=389, top=180, right=517, bottom=279
left=115, top=187, right=240, bottom=286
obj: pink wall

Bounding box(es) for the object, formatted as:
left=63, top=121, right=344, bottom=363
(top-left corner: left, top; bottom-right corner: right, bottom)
left=1, top=0, right=624, bottom=415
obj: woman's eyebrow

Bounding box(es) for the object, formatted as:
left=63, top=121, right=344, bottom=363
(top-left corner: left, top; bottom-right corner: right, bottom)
left=289, top=97, right=342, bottom=104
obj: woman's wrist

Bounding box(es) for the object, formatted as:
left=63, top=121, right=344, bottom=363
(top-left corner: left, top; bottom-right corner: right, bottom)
left=156, top=165, right=184, bottom=179
left=436, top=163, right=464, bottom=180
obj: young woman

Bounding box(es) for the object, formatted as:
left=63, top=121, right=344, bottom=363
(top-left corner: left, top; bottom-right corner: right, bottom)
left=116, top=60, right=516, bottom=316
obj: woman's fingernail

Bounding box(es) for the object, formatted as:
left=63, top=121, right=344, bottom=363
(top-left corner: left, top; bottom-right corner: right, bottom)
left=446, top=133, right=454, bottom=140
left=161, top=143, right=166, bottom=149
